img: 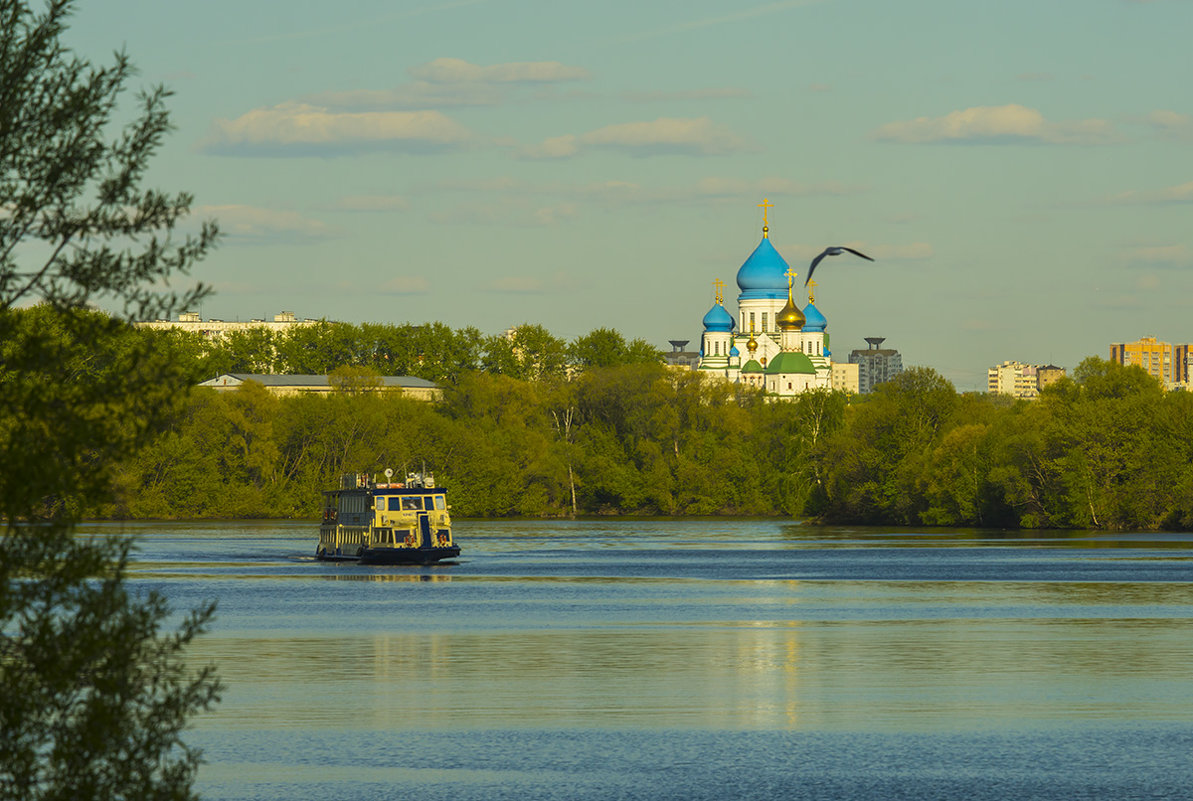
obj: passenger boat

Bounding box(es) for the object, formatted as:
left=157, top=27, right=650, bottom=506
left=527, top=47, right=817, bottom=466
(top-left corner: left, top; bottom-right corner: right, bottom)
left=316, top=469, right=460, bottom=565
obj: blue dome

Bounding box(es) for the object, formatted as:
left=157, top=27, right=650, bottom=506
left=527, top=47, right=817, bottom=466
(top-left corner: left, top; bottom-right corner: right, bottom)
left=729, top=345, right=740, bottom=357
left=736, top=238, right=791, bottom=300
left=803, top=302, right=827, bottom=333
left=702, top=302, right=734, bottom=332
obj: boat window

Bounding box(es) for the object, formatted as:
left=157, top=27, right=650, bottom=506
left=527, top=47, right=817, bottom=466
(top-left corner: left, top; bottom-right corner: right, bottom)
left=434, top=495, right=446, bottom=511
left=401, top=497, right=422, bottom=511
left=423, top=496, right=435, bottom=510
left=376, top=497, right=387, bottom=511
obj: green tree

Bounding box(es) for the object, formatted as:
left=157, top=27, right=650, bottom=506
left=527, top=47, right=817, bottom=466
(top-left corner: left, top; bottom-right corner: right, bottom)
left=1, top=2, right=221, bottom=798
left=569, top=327, right=661, bottom=370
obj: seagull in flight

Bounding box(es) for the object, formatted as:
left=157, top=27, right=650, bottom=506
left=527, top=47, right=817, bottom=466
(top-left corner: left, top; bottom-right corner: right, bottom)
left=805, top=246, right=874, bottom=285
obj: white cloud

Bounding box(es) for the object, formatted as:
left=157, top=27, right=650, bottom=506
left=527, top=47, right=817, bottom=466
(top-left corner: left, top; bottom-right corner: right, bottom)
left=196, top=204, right=336, bottom=243
left=409, top=57, right=590, bottom=84
left=428, top=200, right=578, bottom=227
left=521, top=135, right=580, bottom=159
left=622, top=88, right=751, bottom=102
left=691, top=176, right=853, bottom=198
left=304, top=83, right=504, bottom=111
left=872, top=104, right=1122, bottom=145
left=287, top=58, right=591, bottom=114
left=1147, top=110, right=1193, bottom=140
left=1125, top=244, right=1190, bottom=267
left=329, top=195, right=411, bottom=212
left=201, top=102, right=473, bottom=156
left=521, top=117, right=750, bottom=159
left=583, top=117, right=748, bottom=154
left=1111, top=180, right=1193, bottom=205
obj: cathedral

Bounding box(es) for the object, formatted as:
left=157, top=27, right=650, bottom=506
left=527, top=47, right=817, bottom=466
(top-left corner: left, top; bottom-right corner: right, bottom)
left=697, top=200, right=832, bottom=398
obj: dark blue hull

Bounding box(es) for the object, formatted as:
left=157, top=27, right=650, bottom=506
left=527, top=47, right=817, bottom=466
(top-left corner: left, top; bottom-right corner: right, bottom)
left=359, top=545, right=460, bottom=565
left=316, top=545, right=461, bottom=565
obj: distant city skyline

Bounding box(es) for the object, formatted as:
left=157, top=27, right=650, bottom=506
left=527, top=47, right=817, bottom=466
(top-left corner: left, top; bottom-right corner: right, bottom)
left=67, top=0, right=1193, bottom=391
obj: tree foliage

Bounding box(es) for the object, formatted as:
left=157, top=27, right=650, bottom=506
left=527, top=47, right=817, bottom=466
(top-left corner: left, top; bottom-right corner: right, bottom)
left=0, top=0, right=215, bottom=319
left=89, top=329, right=1193, bottom=532
left=1, top=2, right=220, bottom=798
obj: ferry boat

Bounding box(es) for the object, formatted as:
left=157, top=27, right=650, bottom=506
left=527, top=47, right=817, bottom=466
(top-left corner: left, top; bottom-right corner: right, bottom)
left=316, top=469, right=460, bottom=565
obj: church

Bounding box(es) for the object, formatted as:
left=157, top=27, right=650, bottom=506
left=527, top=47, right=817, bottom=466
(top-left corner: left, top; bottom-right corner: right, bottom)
left=697, top=200, right=832, bottom=398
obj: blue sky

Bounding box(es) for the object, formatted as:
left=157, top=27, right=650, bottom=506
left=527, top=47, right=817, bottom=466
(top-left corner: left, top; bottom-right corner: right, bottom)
left=68, top=0, right=1193, bottom=390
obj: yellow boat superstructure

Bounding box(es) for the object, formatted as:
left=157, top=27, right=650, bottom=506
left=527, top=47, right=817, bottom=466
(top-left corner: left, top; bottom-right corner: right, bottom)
left=317, top=471, right=459, bottom=565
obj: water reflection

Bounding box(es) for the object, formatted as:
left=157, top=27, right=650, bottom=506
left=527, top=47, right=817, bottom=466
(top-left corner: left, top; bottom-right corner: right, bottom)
left=93, top=520, right=1193, bottom=799
left=194, top=610, right=1193, bottom=734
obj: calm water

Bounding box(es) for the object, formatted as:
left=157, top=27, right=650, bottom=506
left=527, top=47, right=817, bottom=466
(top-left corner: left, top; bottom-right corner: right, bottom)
left=89, top=519, right=1193, bottom=800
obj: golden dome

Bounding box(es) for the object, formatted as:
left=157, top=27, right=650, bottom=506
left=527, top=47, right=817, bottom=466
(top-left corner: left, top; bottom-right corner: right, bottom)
left=747, top=326, right=758, bottom=354
left=776, top=284, right=805, bottom=331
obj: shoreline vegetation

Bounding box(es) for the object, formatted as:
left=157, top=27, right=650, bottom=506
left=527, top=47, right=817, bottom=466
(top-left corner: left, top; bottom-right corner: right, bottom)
left=43, top=309, right=1193, bottom=532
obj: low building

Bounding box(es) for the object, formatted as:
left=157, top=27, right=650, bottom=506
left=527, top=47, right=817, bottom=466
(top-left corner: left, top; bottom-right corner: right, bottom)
left=849, top=337, right=902, bottom=394
left=1109, top=337, right=1190, bottom=389
left=1037, top=365, right=1066, bottom=391
left=988, top=361, right=1066, bottom=399
left=989, top=360, right=1036, bottom=398
left=136, top=310, right=320, bottom=339
left=199, top=374, right=441, bottom=401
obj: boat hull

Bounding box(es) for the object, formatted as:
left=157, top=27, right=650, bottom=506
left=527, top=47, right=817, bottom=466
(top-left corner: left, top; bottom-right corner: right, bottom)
left=359, top=545, right=460, bottom=565
left=315, top=545, right=461, bottom=565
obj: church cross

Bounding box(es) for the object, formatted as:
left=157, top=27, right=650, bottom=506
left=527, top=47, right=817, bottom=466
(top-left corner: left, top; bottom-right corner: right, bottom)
left=785, top=266, right=798, bottom=290
left=758, top=198, right=773, bottom=237
left=807, top=278, right=817, bottom=303
left=713, top=278, right=724, bottom=305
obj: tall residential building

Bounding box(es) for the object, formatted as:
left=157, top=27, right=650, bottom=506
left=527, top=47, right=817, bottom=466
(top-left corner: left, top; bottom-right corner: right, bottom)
left=849, top=337, right=903, bottom=394
left=1109, top=337, right=1190, bottom=388
left=663, top=340, right=700, bottom=371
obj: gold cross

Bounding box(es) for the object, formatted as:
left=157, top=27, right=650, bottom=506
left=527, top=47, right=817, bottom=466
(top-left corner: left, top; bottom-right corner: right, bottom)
left=713, top=278, right=724, bottom=305
left=785, top=266, right=798, bottom=289
left=807, top=278, right=817, bottom=304
left=758, top=198, right=773, bottom=237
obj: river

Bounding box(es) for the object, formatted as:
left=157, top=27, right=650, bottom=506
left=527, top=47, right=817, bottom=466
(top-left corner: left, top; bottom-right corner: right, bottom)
left=93, top=519, right=1193, bottom=800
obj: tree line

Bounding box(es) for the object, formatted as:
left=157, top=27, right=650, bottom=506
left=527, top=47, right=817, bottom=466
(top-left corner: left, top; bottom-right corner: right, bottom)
left=87, top=321, right=1193, bottom=530
left=170, top=319, right=663, bottom=384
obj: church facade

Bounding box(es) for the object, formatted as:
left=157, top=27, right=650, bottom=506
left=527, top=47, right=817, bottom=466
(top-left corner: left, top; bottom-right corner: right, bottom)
left=697, top=202, right=832, bottom=398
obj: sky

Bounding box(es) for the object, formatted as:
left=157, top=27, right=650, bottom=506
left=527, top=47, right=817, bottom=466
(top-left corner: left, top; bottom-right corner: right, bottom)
left=64, top=0, right=1193, bottom=390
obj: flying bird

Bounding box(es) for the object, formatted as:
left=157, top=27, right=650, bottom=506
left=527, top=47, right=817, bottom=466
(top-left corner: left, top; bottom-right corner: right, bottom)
left=805, top=246, right=874, bottom=286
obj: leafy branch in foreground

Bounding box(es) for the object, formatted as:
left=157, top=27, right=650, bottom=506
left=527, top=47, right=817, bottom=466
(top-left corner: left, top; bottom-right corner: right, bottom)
left=1, top=1, right=222, bottom=798
left=0, top=0, right=216, bottom=320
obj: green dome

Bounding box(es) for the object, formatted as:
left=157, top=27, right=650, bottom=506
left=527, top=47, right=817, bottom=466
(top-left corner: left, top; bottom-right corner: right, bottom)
left=764, top=351, right=816, bottom=375
left=741, top=359, right=763, bottom=373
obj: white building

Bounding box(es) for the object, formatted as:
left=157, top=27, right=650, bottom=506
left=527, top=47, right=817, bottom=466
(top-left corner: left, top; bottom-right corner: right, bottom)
left=135, top=311, right=319, bottom=339
left=988, top=361, right=1039, bottom=399
left=696, top=204, right=833, bottom=396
